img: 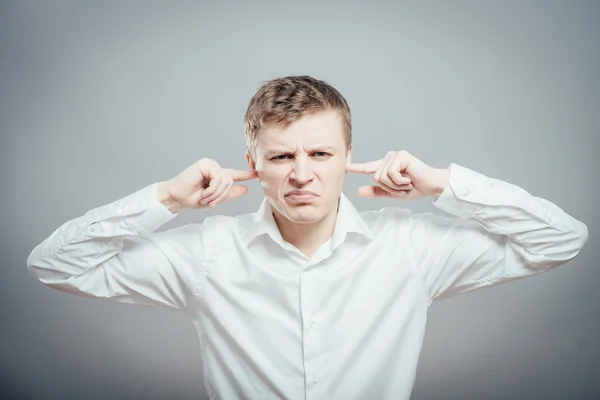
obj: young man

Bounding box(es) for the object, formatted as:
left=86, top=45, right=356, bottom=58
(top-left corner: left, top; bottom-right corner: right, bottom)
left=27, top=75, right=588, bottom=400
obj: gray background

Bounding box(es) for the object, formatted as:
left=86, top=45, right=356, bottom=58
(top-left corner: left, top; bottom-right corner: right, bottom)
left=1, top=1, right=598, bottom=399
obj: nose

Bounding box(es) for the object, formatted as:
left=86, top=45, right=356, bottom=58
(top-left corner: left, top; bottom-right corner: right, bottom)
left=290, top=156, right=313, bottom=185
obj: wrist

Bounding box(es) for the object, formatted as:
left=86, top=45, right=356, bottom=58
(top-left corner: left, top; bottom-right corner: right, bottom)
left=157, top=181, right=182, bottom=214
left=431, top=166, right=450, bottom=200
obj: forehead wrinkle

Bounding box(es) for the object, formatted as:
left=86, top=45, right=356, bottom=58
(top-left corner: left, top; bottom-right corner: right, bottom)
left=260, top=134, right=336, bottom=150
left=265, top=144, right=336, bottom=155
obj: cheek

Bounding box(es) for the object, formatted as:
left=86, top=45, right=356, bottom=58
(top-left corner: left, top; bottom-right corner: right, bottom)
left=258, top=168, right=287, bottom=189
left=317, top=163, right=344, bottom=179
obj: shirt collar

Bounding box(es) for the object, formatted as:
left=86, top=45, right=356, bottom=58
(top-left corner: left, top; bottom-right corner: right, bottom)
left=238, top=192, right=373, bottom=248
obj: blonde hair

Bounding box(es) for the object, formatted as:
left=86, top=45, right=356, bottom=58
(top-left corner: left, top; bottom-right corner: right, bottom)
left=244, top=75, right=352, bottom=159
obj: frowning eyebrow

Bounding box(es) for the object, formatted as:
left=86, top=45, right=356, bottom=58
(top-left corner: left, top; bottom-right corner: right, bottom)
left=264, top=146, right=337, bottom=158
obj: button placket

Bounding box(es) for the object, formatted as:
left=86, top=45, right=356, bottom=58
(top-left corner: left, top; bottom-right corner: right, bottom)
left=300, top=272, right=322, bottom=391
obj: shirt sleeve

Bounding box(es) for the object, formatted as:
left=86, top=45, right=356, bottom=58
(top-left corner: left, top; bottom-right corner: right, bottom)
left=406, top=163, right=589, bottom=303
left=26, top=183, right=206, bottom=311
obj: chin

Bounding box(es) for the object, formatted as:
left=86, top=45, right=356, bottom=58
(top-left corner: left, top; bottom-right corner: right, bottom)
left=288, top=212, right=322, bottom=224
left=279, top=202, right=322, bottom=223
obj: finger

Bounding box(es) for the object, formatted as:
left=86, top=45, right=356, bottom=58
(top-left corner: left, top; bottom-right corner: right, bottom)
left=201, top=175, right=223, bottom=199
left=379, top=181, right=413, bottom=195
left=382, top=169, right=411, bottom=190
left=226, top=169, right=258, bottom=182
left=381, top=176, right=407, bottom=191
left=388, top=152, right=411, bottom=186
left=388, top=170, right=411, bottom=187
left=202, top=176, right=231, bottom=204
left=395, top=183, right=413, bottom=190
left=209, top=183, right=249, bottom=207
left=375, top=182, right=408, bottom=196
left=357, top=185, right=408, bottom=199
left=373, top=153, right=392, bottom=184
left=198, top=161, right=220, bottom=189
left=346, top=160, right=382, bottom=174
left=378, top=153, right=403, bottom=191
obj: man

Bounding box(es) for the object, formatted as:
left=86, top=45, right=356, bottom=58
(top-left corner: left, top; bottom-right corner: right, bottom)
left=27, top=75, right=588, bottom=399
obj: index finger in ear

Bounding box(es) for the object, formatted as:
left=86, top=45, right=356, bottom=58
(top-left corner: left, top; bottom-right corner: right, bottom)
left=345, top=160, right=381, bottom=174
left=225, top=169, right=259, bottom=182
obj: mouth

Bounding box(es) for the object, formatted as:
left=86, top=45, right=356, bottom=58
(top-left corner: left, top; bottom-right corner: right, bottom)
left=285, top=191, right=318, bottom=202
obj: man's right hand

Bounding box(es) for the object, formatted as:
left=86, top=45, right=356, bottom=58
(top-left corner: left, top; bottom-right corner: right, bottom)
left=157, top=158, right=258, bottom=213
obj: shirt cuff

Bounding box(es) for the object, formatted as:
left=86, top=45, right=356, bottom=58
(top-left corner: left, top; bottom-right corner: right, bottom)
left=127, top=183, right=179, bottom=234
left=83, top=182, right=178, bottom=235
left=432, top=163, right=487, bottom=219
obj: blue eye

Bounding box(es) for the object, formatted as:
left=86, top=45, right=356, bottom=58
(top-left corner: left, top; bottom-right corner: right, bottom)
left=270, top=153, right=329, bottom=160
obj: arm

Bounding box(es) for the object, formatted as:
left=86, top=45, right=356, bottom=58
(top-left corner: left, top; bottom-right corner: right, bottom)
left=406, top=163, right=589, bottom=302
left=26, top=182, right=204, bottom=311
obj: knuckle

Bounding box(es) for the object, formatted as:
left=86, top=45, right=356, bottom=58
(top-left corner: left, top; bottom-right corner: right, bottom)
left=200, top=157, right=213, bottom=166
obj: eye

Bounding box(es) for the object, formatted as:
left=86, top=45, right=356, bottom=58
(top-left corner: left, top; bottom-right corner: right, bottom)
left=271, top=154, right=292, bottom=160
left=313, top=152, right=330, bottom=158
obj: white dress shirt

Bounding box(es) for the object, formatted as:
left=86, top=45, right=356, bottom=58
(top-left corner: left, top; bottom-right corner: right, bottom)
left=27, top=163, right=588, bottom=400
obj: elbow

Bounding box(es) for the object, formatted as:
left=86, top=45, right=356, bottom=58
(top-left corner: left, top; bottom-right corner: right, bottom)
left=26, top=245, right=67, bottom=287
left=535, top=221, right=589, bottom=266
left=26, top=254, right=52, bottom=287
left=573, top=221, right=589, bottom=257
left=26, top=245, right=44, bottom=282
left=558, top=220, right=589, bottom=262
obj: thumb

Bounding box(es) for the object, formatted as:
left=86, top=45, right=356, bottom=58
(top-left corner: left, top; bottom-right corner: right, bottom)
left=357, top=185, right=407, bottom=199
left=226, top=185, right=250, bottom=201
left=226, top=169, right=258, bottom=182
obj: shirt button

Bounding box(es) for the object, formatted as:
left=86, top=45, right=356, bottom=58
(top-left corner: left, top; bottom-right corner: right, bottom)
left=138, top=202, right=145, bottom=211
left=461, top=189, right=469, bottom=197
left=308, top=321, right=315, bottom=328
left=312, top=376, right=320, bottom=385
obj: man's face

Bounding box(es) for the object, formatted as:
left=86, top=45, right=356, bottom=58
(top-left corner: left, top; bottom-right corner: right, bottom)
left=246, top=110, right=352, bottom=224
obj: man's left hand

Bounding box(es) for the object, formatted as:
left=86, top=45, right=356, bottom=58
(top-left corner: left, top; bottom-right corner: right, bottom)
left=346, top=150, right=450, bottom=201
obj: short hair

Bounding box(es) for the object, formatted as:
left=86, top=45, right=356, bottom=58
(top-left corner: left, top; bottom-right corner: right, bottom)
left=244, top=75, right=352, bottom=159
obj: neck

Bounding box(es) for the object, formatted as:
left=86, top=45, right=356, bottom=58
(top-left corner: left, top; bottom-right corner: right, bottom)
left=272, top=197, right=340, bottom=257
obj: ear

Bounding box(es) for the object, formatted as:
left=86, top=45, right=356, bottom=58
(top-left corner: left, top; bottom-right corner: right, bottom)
left=246, top=151, right=256, bottom=171
left=346, top=144, right=353, bottom=166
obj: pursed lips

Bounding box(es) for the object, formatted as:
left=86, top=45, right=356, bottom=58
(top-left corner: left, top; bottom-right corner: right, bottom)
left=285, top=190, right=318, bottom=197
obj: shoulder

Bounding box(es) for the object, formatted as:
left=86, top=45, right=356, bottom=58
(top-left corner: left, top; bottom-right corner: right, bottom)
left=201, top=211, right=257, bottom=246
left=201, top=214, right=238, bottom=238
left=360, top=206, right=453, bottom=235
left=149, top=215, right=237, bottom=249
left=359, top=206, right=413, bottom=227
left=202, top=213, right=237, bottom=229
